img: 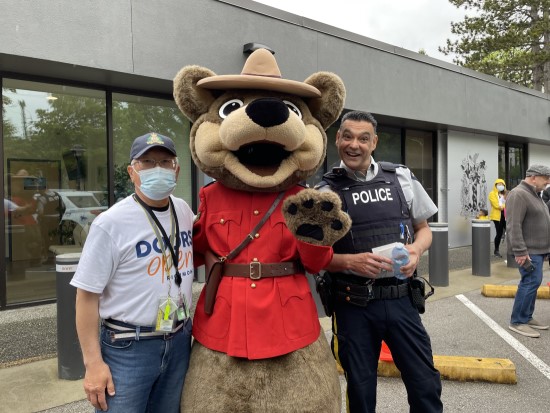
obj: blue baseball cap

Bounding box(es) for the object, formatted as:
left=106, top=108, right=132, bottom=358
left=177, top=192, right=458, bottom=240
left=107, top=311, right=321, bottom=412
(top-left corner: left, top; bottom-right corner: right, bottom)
left=130, top=132, right=177, bottom=161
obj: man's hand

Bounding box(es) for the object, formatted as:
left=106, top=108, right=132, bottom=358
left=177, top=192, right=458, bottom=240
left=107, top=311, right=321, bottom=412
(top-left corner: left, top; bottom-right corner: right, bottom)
left=83, top=360, right=115, bottom=411
left=329, top=252, right=393, bottom=277
left=401, top=243, right=422, bottom=278
left=515, top=254, right=530, bottom=267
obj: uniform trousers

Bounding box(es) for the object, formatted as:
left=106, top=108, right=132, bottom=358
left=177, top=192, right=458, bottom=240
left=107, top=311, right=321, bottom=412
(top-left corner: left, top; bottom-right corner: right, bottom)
left=332, top=294, right=442, bottom=413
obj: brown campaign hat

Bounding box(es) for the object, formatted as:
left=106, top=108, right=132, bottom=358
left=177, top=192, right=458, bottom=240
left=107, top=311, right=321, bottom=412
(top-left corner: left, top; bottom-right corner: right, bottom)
left=197, top=48, right=321, bottom=98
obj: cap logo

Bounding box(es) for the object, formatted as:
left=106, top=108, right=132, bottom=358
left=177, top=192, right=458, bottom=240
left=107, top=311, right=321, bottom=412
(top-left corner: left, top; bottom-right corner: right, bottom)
left=146, top=132, right=165, bottom=145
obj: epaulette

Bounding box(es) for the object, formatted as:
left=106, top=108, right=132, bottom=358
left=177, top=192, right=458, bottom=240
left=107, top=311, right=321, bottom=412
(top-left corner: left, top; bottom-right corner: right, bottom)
left=202, top=180, right=217, bottom=189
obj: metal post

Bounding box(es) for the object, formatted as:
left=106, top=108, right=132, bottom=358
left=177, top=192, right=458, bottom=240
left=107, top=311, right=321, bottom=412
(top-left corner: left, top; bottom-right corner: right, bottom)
left=56, top=253, right=85, bottom=380
left=428, top=223, right=449, bottom=286
left=472, top=219, right=491, bottom=276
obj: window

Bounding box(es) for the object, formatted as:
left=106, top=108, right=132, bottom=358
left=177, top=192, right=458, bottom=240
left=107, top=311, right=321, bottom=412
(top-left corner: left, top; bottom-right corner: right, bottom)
left=375, top=126, right=402, bottom=164
left=1, top=83, right=190, bottom=307
left=405, top=130, right=434, bottom=200
left=2, top=79, right=106, bottom=304
left=498, top=142, right=526, bottom=190
left=112, top=93, right=192, bottom=205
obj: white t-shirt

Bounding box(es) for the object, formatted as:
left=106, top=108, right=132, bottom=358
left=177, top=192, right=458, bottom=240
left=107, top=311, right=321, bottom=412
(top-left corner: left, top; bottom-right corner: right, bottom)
left=70, top=194, right=194, bottom=326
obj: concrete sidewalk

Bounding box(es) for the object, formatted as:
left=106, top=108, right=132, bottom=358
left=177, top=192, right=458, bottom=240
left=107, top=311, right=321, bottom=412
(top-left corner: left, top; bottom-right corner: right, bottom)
left=0, top=256, right=524, bottom=413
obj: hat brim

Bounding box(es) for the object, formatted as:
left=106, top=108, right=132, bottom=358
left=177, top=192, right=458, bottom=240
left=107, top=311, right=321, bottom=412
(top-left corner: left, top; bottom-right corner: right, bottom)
left=197, top=75, right=321, bottom=98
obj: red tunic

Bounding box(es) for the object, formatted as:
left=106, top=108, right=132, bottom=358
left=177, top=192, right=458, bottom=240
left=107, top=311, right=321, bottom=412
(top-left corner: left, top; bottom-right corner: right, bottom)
left=192, top=183, right=333, bottom=360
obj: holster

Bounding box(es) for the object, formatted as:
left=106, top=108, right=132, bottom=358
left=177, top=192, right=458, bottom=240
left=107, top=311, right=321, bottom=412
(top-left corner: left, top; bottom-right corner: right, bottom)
left=409, top=275, right=434, bottom=314
left=204, top=251, right=224, bottom=315
left=314, top=271, right=334, bottom=317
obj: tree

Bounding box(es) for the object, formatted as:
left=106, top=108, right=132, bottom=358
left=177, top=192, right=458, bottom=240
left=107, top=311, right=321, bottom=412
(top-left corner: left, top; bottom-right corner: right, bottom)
left=440, top=0, right=550, bottom=93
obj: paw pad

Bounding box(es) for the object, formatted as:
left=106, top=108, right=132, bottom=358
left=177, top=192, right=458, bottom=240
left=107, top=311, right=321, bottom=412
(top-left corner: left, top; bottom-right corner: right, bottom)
left=282, top=188, right=351, bottom=246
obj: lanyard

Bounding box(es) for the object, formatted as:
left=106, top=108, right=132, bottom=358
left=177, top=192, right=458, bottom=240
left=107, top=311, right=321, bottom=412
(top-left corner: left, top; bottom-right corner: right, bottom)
left=133, top=194, right=182, bottom=287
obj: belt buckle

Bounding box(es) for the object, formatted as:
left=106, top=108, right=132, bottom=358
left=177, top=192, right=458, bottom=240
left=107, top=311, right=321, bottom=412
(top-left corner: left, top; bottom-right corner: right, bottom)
left=250, top=261, right=261, bottom=280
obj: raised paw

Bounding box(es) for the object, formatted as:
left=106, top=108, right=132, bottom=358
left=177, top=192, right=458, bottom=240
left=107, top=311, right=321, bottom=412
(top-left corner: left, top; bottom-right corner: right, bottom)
left=282, top=188, right=351, bottom=246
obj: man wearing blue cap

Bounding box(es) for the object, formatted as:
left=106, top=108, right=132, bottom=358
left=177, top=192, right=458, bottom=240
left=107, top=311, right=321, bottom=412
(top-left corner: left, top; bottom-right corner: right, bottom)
left=71, top=132, right=194, bottom=412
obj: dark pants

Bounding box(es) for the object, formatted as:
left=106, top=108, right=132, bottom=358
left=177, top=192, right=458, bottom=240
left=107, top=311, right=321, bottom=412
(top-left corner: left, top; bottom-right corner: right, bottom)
left=492, top=212, right=506, bottom=252
left=332, top=296, right=442, bottom=413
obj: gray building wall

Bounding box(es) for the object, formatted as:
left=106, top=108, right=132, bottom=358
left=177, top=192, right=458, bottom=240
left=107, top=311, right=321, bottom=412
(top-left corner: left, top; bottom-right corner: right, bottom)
left=2, top=0, right=550, bottom=247
left=1, top=0, right=549, bottom=139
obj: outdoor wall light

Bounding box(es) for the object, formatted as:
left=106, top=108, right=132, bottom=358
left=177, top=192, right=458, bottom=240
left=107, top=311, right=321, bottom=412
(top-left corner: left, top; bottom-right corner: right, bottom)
left=243, top=43, right=275, bottom=55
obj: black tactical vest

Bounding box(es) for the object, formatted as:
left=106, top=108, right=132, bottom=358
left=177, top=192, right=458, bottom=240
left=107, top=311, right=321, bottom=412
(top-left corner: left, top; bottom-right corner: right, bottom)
left=322, top=162, right=414, bottom=255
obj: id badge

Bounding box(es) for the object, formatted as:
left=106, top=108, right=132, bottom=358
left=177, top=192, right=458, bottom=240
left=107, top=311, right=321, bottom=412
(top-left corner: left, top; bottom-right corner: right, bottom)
left=155, top=297, right=176, bottom=332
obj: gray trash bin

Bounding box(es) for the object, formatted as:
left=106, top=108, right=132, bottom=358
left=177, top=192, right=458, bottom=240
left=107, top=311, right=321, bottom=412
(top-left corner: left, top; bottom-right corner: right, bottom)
left=56, top=252, right=85, bottom=380
left=472, top=219, right=491, bottom=276
left=428, top=223, right=449, bottom=286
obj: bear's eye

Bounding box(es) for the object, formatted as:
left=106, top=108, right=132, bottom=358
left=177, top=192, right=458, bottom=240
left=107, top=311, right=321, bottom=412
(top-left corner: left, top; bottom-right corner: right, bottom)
left=283, top=100, right=302, bottom=119
left=219, top=99, right=244, bottom=118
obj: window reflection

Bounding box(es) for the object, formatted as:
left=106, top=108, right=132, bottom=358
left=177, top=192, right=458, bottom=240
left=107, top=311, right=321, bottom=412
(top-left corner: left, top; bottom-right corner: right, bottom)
left=112, top=93, right=192, bottom=205
left=375, top=127, right=402, bottom=164
left=405, top=130, right=434, bottom=200
left=507, top=144, right=525, bottom=189
left=2, top=79, right=106, bottom=304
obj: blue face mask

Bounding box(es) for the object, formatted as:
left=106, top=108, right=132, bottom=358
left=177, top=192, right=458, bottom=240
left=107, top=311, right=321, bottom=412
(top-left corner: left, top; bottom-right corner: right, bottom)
left=136, top=166, right=177, bottom=200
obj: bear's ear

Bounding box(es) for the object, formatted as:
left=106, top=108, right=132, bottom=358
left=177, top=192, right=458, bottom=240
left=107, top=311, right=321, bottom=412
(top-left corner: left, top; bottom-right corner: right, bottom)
left=304, top=72, right=346, bottom=130
left=173, top=65, right=218, bottom=122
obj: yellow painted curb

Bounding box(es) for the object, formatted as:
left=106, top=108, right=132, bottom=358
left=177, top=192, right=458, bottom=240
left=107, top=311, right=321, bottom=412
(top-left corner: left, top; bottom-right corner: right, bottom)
left=482, top=284, right=550, bottom=299
left=337, top=355, right=516, bottom=384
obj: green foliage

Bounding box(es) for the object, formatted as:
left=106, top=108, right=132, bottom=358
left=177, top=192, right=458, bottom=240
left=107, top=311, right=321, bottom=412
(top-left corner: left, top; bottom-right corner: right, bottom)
left=440, top=0, right=550, bottom=92
left=1, top=89, right=18, bottom=139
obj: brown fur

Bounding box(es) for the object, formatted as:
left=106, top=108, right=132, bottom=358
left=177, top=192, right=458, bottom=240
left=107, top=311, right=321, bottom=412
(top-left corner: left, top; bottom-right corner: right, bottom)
left=173, top=53, right=347, bottom=413
left=182, top=330, right=341, bottom=413
left=283, top=189, right=351, bottom=246
left=173, top=67, right=345, bottom=192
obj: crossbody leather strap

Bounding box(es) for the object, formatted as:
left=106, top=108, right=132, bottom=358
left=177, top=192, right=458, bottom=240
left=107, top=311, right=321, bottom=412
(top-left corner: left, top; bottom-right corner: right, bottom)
left=221, top=191, right=286, bottom=262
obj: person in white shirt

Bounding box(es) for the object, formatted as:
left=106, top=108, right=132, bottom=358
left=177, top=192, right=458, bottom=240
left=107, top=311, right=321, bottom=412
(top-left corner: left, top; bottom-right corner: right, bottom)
left=71, top=133, right=194, bottom=412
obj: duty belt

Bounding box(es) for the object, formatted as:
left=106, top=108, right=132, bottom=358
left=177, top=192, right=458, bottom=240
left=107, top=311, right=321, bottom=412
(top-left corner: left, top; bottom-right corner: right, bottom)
left=335, top=279, right=410, bottom=307
left=103, top=318, right=188, bottom=341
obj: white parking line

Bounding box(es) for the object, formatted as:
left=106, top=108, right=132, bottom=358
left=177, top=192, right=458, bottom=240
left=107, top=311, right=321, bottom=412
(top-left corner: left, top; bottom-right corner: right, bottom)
left=456, top=294, right=550, bottom=380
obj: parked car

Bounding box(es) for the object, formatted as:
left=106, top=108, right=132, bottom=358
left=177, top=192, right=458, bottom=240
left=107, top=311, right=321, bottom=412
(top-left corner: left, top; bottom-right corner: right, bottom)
left=52, top=190, right=107, bottom=227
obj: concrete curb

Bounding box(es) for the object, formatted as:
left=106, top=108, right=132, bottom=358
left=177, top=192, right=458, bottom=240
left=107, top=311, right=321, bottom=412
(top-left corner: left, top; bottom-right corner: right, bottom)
left=482, top=284, right=550, bottom=298
left=337, top=356, right=517, bottom=385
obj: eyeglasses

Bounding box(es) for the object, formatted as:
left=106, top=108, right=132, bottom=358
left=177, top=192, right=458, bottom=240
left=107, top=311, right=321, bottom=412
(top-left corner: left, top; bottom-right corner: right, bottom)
left=132, top=159, right=177, bottom=170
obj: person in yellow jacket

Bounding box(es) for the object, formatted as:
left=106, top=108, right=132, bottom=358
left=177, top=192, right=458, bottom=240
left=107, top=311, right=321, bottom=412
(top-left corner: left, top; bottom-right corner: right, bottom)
left=489, top=178, right=507, bottom=257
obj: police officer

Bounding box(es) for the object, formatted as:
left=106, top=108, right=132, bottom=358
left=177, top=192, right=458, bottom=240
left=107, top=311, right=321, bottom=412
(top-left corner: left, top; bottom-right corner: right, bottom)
left=320, top=111, right=442, bottom=413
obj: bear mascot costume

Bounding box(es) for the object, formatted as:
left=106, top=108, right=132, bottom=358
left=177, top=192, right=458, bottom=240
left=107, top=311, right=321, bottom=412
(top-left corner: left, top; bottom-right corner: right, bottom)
left=173, top=48, right=350, bottom=412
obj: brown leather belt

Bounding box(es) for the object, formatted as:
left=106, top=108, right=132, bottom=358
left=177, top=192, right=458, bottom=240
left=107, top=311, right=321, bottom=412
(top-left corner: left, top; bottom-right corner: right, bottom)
left=223, top=261, right=303, bottom=280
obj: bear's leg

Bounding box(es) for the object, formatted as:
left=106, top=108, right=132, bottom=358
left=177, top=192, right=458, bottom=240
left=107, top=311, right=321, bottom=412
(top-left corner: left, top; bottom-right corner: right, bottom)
left=181, top=330, right=341, bottom=412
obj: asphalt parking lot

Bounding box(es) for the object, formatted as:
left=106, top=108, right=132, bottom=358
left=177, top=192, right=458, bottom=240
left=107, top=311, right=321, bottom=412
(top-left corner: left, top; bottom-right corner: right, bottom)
left=372, top=273, right=550, bottom=413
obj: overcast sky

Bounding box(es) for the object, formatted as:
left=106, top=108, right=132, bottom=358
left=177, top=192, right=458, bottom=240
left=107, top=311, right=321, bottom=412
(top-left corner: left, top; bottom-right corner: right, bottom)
left=252, top=0, right=470, bottom=63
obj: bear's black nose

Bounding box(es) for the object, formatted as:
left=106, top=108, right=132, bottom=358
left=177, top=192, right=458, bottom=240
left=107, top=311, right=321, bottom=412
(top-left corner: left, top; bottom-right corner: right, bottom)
left=245, top=98, right=289, bottom=128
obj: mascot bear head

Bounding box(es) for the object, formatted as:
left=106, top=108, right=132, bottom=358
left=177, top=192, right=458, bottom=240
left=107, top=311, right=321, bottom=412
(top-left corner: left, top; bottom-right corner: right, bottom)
left=173, top=48, right=345, bottom=192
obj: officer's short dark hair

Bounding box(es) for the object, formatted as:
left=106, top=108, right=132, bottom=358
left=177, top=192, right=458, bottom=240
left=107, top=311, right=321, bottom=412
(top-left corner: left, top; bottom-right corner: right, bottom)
left=340, top=111, right=378, bottom=133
